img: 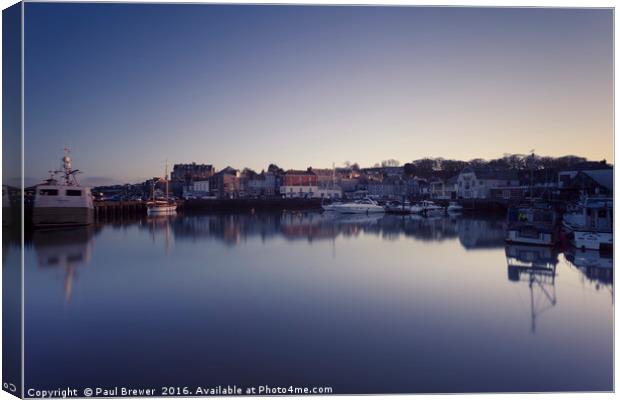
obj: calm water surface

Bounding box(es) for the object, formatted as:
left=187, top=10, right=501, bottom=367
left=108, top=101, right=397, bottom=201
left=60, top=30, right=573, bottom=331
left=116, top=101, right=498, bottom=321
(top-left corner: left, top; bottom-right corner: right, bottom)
left=15, top=212, right=613, bottom=393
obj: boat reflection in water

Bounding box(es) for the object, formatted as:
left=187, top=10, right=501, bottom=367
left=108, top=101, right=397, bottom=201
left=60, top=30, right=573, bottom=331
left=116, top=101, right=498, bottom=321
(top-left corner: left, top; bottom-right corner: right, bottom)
left=145, top=213, right=177, bottom=255
left=32, top=227, right=95, bottom=303
left=505, top=244, right=558, bottom=333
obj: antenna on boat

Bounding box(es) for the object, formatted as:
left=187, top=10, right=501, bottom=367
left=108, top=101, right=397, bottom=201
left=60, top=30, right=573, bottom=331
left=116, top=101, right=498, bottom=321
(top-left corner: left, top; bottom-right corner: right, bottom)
left=52, top=147, right=82, bottom=186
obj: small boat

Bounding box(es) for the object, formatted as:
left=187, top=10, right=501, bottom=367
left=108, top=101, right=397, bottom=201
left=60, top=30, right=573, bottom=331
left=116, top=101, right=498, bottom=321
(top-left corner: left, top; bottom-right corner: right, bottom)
left=415, top=200, right=444, bottom=216
left=146, top=200, right=177, bottom=215
left=32, top=150, right=94, bottom=227
left=385, top=200, right=416, bottom=214
left=331, top=198, right=385, bottom=214
left=562, top=197, right=612, bottom=251
left=505, top=204, right=559, bottom=246
left=420, top=200, right=443, bottom=212
left=147, top=162, right=177, bottom=216
left=564, top=247, right=613, bottom=270
left=447, top=201, right=463, bottom=213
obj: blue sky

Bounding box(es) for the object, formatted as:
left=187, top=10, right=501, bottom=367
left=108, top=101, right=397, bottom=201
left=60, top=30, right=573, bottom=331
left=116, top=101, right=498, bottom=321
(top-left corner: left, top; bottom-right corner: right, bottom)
left=24, top=4, right=613, bottom=185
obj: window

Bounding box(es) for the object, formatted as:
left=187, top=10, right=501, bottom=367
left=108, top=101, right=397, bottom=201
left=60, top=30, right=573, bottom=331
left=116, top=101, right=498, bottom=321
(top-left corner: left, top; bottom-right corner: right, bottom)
left=66, top=190, right=82, bottom=196
left=39, top=189, right=58, bottom=196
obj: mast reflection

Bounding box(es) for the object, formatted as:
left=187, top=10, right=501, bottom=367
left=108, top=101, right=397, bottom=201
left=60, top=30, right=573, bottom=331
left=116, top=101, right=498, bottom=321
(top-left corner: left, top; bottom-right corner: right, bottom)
left=505, top=244, right=559, bottom=334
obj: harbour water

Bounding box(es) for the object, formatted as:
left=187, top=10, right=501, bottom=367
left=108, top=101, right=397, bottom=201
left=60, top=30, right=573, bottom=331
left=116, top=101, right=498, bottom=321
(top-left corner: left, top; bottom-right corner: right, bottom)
left=10, top=212, right=613, bottom=393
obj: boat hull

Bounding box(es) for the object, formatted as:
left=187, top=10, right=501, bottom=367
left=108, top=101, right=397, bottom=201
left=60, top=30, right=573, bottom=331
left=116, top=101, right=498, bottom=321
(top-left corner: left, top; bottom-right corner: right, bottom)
left=572, top=230, right=612, bottom=251
left=505, top=228, right=558, bottom=246
left=332, top=207, right=384, bottom=214
left=147, top=204, right=177, bottom=215
left=32, top=207, right=94, bottom=227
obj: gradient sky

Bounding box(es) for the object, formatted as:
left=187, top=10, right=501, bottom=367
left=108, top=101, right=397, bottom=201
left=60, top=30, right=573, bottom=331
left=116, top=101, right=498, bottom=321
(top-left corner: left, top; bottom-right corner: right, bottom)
left=24, top=4, right=613, bottom=185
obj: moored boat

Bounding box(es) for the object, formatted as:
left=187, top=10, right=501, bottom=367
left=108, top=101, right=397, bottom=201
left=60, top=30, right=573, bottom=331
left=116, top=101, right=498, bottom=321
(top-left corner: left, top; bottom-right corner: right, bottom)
left=505, top=204, right=559, bottom=246
left=562, top=197, right=612, bottom=251
left=417, top=200, right=444, bottom=216
left=332, top=198, right=385, bottom=214
left=32, top=150, right=94, bottom=227
left=146, top=200, right=177, bottom=215
left=321, top=200, right=343, bottom=212
left=385, top=200, right=415, bottom=214
left=147, top=161, right=177, bottom=216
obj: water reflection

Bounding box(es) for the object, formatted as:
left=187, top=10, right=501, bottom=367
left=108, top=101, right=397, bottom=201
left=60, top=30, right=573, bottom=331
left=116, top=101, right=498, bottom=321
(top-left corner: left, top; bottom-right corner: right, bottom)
left=26, top=212, right=613, bottom=303
left=163, top=212, right=503, bottom=247
left=564, top=247, right=613, bottom=300
left=505, top=244, right=558, bottom=333
left=32, top=227, right=94, bottom=303
left=21, top=212, right=613, bottom=392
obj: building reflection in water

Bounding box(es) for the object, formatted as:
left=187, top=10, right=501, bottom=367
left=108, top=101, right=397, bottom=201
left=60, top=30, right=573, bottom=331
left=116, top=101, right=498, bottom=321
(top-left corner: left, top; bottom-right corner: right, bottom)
left=505, top=244, right=558, bottom=334
left=458, top=218, right=506, bottom=250
left=29, top=212, right=613, bottom=310
left=32, top=227, right=95, bottom=303
left=22, top=212, right=613, bottom=392
left=167, top=212, right=499, bottom=248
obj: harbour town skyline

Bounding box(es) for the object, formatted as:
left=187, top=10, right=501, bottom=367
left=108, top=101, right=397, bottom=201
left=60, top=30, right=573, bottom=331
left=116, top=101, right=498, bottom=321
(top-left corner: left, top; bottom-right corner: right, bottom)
left=23, top=4, right=613, bottom=185
left=25, top=152, right=612, bottom=187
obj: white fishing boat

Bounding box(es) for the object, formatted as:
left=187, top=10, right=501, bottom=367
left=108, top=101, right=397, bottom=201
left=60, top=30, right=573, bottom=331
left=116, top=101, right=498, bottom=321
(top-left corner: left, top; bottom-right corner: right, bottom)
left=331, top=198, right=385, bottom=214
left=147, top=162, right=177, bottom=216
left=562, top=197, right=612, bottom=251
left=32, top=149, right=94, bottom=227
left=565, top=247, right=613, bottom=270
left=505, top=205, right=559, bottom=246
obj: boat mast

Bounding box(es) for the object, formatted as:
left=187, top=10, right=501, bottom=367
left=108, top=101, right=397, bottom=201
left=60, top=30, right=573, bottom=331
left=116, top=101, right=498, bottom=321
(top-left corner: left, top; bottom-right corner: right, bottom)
left=165, top=160, right=169, bottom=200
left=57, top=147, right=80, bottom=186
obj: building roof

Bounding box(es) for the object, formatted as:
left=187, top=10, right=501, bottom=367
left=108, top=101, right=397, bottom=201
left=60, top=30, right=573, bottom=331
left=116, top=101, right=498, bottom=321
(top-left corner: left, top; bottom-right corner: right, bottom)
left=563, top=161, right=612, bottom=172
left=446, top=175, right=459, bottom=184
left=285, top=170, right=316, bottom=176
left=580, top=170, right=613, bottom=191
left=213, top=166, right=238, bottom=176
left=461, top=167, right=518, bottom=180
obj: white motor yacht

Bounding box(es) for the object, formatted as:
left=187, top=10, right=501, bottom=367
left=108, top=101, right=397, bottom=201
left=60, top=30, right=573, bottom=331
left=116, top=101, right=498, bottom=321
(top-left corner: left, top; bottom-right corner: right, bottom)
left=321, top=201, right=343, bottom=212
left=332, top=198, right=385, bottom=214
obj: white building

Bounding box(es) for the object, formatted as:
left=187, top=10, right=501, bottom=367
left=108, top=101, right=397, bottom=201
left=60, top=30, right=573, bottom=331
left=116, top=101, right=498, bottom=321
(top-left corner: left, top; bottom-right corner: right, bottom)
left=193, top=180, right=209, bottom=193
left=429, top=176, right=458, bottom=200
left=457, top=167, right=519, bottom=199
left=183, top=180, right=210, bottom=199
left=280, top=184, right=344, bottom=199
